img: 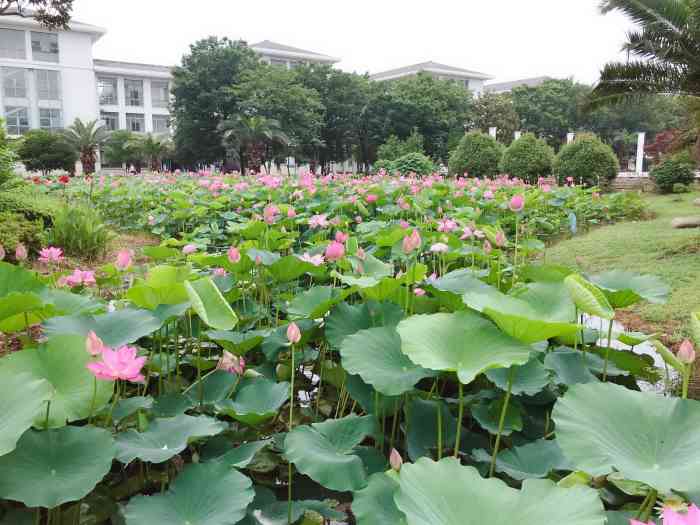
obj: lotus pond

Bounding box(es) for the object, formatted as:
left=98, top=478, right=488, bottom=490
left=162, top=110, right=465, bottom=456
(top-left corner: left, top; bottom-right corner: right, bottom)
left=1, top=171, right=698, bottom=525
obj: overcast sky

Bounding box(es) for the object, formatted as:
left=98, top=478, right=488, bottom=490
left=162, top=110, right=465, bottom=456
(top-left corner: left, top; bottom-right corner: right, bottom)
left=72, top=0, right=635, bottom=85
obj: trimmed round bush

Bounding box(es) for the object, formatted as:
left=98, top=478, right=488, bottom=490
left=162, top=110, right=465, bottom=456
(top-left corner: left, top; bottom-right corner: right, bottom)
left=650, top=152, right=696, bottom=194
left=501, top=133, right=554, bottom=184
left=391, top=152, right=435, bottom=176
left=372, top=158, right=394, bottom=174
left=448, top=132, right=503, bottom=178
left=553, top=134, right=619, bottom=188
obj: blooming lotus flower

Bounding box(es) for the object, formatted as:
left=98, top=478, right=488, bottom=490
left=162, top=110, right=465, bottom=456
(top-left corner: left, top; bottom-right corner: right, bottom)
left=483, top=240, right=493, bottom=255
left=402, top=229, right=422, bottom=254
left=87, top=345, right=146, bottom=382
left=399, top=220, right=410, bottom=229
left=227, top=246, right=241, bottom=264
left=430, top=242, right=449, bottom=253
left=541, top=184, right=552, bottom=193
left=115, top=249, right=133, bottom=270
left=299, top=252, right=325, bottom=266
left=182, top=244, right=197, bottom=255
left=325, top=241, right=345, bottom=262
left=509, top=194, right=525, bottom=212
left=60, top=269, right=96, bottom=288
left=217, top=351, right=245, bottom=375
left=335, top=231, right=349, bottom=243
left=678, top=339, right=696, bottom=365
left=414, top=287, right=426, bottom=297
left=630, top=505, right=700, bottom=525
left=437, top=218, right=458, bottom=233
left=473, top=229, right=485, bottom=239
left=483, top=190, right=494, bottom=200
left=287, top=207, right=296, bottom=218
left=85, top=331, right=106, bottom=356
left=15, top=243, right=27, bottom=261
left=263, top=204, right=279, bottom=224
left=287, top=322, right=301, bottom=344
left=309, top=214, right=329, bottom=229
left=365, top=194, right=378, bottom=203
left=460, top=227, right=473, bottom=240
left=389, top=448, right=403, bottom=472
left=38, top=247, right=63, bottom=264
left=212, top=267, right=227, bottom=277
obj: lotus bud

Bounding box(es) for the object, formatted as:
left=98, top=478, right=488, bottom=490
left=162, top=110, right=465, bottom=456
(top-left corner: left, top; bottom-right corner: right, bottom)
left=86, top=331, right=106, bottom=356
left=227, top=246, right=241, bottom=263
left=389, top=448, right=403, bottom=472
left=287, top=322, right=301, bottom=344
left=15, top=243, right=27, bottom=261
left=678, top=339, right=696, bottom=365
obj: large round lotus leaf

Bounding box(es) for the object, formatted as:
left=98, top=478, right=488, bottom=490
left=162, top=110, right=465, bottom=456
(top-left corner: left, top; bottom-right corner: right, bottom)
left=284, top=414, right=377, bottom=491
left=553, top=382, right=700, bottom=493
left=215, top=377, right=289, bottom=426
left=462, top=281, right=579, bottom=343
left=0, top=261, right=44, bottom=296
left=186, top=370, right=237, bottom=405
left=544, top=350, right=599, bottom=385
left=203, top=439, right=271, bottom=468
left=239, top=486, right=346, bottom=525
left=564, top=274, right=614, bottom=320
left=472, top=439, right=572, bottom=480
left=123, top=461, right=254, bottom=525
left=287, top=286, right=355, bottom=320
left=589, top=270, right=670, bottom=308
left=341, top=326, right=436, bottom=396
left=397, top=311, right=532, bottom=385
left=404, top=398, right=458, bottom=461
left=185, top=277, right=238, bottom=330
left=353, top=473, right=407, bottom=525
left=0, top=335, right=113, bottom=427
left=394, top=457, right=605, bottom=525
left=116, top=414, right=226, bottom=464
left=205, top=329, right=266, bottom=355
left=472, top=397, right=522, bottom=436
left=0, top=373, right=51, bottom=455
left=268, top=255, right=325, bottom=282
left=485, top=358, right=551, bottom=395
left=0, top=426, right=115, bottom=508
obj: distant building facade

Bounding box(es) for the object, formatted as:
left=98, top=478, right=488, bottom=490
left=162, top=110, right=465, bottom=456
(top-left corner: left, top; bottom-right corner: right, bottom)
left=369, top=61, right=494, bottom=95
left=249, top=40, right=339, bottom=69
left=484, top=76, right=552, bottom=94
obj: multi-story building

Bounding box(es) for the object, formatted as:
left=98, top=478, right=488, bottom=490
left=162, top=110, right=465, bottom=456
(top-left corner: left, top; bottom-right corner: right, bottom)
left=370, top=61, right=494, bottom=95
left=484, top=76, right=552, bottom=94
left=249, top=40, right=339, bottom=69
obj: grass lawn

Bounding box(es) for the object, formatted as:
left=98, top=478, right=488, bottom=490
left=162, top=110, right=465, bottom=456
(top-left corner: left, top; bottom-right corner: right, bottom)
left=545, top=191, right=700, bottom=344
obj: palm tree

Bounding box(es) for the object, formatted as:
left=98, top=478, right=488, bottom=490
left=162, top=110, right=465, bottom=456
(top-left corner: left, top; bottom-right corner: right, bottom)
left=590, top=0, right=700, bottom=154
left=62, top=118, right=110, bottom=175
left=218, top=115, right=290, bottom=174
left=139, top=133, right=172, bottom=172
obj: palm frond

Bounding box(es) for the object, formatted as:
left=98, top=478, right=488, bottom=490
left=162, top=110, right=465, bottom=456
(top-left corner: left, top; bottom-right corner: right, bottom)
left=601, top=0, right=689, bottom=35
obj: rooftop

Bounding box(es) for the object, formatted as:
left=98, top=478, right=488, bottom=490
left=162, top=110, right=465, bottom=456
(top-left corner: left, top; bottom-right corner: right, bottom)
left=484, top=76, right=553, bottom=93
left=370, top=61, right=494, bottom=81
left=249, top=40, right=339, bottom=63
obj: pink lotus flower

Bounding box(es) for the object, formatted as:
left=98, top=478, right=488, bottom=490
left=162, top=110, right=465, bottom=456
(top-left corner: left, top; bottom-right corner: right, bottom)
left=541, top=184, right=552, bottom=193
left=263, top=204, right=279, bottom=225
left=212, top=267, right=227, bottom=277
left=495, top=230, right=507, bottom=247
left=85, top=331, right=106, bottom=356
left=399, top=220, right=410, bottom=229
left=217, top=351, right=245, bottom=375
left=87, top=345, right=146, bottom=382
left=309, top=214, right=329, bottom=229
left=15, top=243, right=27, bottom=261
left=227, top=246, right=241, bottom=264
left=678, top=339, right=696, bottom=365
left=325, top=241, right=345, bottom=262
left=182, top=244, right=197, bottom=255
left=59, top=269, right=96, bottom=288
left=430, top=242, right=449, bottom=253
left=365, top=194, right=378, bottom=203
left=390, top=448, right=403, bottom=472
left=115, top=249, right=133, bottom=270
left=335, top=231, right=349, bottom=243
left=437, top=218, right=458, bottom=233
left=287, top=322, right=301, bottom=344
left=630, top=505, right=700, bottom=525
left=483, top=240, right=493, bottom=255
left=255, top=255, right=263, bottom=266
left=402, top=229, right=422, bottom=254
left=509, top=194, right=525, bottom=212
left=414, top=287, right=426, bottom=297
left=483, top=190, right=494, bottom=200
left=287, top=207, right=297, bottom=218
left=460, top=227, right=474, bottom=240
left=38, top=247, right=64, bottom=264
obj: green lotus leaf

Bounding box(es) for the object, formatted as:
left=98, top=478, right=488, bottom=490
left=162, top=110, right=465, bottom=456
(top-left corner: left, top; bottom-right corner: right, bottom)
left=116, top=414, right=226, bottom=464
left=43, top=308, right=164, bottom=348
left=544, top=350, right=599, bottom=385
left=185, top=277, right=238, bottom=330
left=141, top=246, right=180, bottom=260
left=341, top=326, right=435, bottom=396
left=123, top=461, right=254, bottom=525
left=589, top=270, right=670, bottom=308
left=152, top=393, right=195, bottom=417
left=268, top=255, right=324, bottom=282
left=0, top=262, right=44, bottom=296
left=0, top=426, right=115, bottom=509
left=0, top=292, right=44, bottom=324
left=111, top=396, right=154, bottom=422
left=216, top=377, right=289, bottom=426
left=606, top=511, right=637, bottom=525
left=353, top=472, right=407, bottom=525
left=430, top=268, right=491, bottom=295
left=186, top=370, right=238, bottom=405
left=240, top=486, right=345, bottom=525
left=206, top=329, right=267, bottom=355
left=126, top=264, right=191, bottom=309
left=485, top=358, right=551, bottom=396
left=553, top=382, right=700, bottom=493
left=472, top=397, right=522, bottom=436
left=0, top=373, right=51, bottom=455
left=0, top=335, right=113, bottom=427
left=518, top=264, right=574, bottom=282
left=246, top=248, right=280, bottom=266
left=472, top=439, right=572, bottom=480
left=616, top=331, right=658, bottom=347
left=564, top=274, right=614, bottom=320
left=397, top=311, right=532, bottom=384
left=326, top=301, right=402, bottom=349
left=205, top=439, right=272, bottom=468
left=345, top=373, right=402, bottom=415
left=284, top=414, right=377, bottom=491
left=287, top=286, right=356, bottom=320
left=394, top=457, right=605, bottom=525
left=404, top=398, right=458, bottom=461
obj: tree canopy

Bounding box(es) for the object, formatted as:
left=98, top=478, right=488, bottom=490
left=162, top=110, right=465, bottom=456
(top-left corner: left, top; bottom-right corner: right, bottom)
left=0, top=0, right=72, bottom=28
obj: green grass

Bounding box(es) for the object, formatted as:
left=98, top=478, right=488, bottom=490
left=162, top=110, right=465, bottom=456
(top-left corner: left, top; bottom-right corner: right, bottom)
left=545, top=191, right=700, bottom=342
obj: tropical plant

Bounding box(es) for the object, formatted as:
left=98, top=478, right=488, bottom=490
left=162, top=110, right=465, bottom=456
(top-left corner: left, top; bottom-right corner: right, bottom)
left=102, top=130, right=142, bottom=171
left=553, top=133, right=619, bottom=188
left=16, top=129, right=77, bottom=175
left=219, top=115, right=290, bottom=174
left=62, top=119, right=109, bottom=176
left=448, top=131, right=504, bottom=178
left=501, top=133, right=554, bottom=183
left=137, top=134, right=172, bottom=172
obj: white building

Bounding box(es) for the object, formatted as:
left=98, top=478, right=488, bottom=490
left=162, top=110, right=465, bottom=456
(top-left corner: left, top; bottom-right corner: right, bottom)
left=370, top=61, right=494, bottom=95
left=484, top=76, right=552, bottom=94
left=250, top=40, right=339, bottom=69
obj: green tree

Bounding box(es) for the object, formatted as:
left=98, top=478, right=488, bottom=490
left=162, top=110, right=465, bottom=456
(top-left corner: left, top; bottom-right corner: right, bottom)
left=0, top=1, right=72, bottom=28
left=219, top=115, right=290, bottom=174
left=501, top=133, right=554, bottom=183
left=171, top=37, right=260, bottom=166
left=448, top=131, right=504, bottom=178
left=376, top=130, right=425, bottom=162
left=61, top=118, right=109, bottom=175
left=470, top=92, right=520, bottom=144
left=102, top=130, right=142, bottom=171
left=553, top=133, right=619, bottom=188
left=17, top=129, right=77, bottom=175
left=591, top=0, right=700, bottom=156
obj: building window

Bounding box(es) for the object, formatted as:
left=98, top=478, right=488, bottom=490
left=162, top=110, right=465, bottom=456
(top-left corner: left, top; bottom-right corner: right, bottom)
left=5, top=106, right=29, bottom=135
left=0, top=28, right=26, bottom=59
left=2, top=67, right=27, bottom=98
left=100, top=111, right=119, bottom=131
left=126, top=113, right=145, bottom=132
left=152, top=115, right=169, bottom=133
left=31, top=32, right=59, bottom=62
left=36, top=69, right=60, bottom=100
left=97, top=76, right=117, bottom=105
left=463, top=79, right=470, bottom=88
left=124, top=79, right=143, bottom=106
left=270, top=58, right=287, bottom=67
left=39, top=108, right=62, bottom=130
left=151, top=81, right=169, bottom=108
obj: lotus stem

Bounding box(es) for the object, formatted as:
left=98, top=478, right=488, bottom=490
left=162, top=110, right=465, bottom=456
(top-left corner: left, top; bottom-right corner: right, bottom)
left=436, top=401, right=443, bottom=460
left=511, top=215, right=519, bottom=288
left=490, top=367, right=514, bottom=477
left=87, top=376, right=97, bottom=425
left=602, top=320, right=614, bottom=381
left=682, top=364, right=691, bottom=400
left=454, top=381, right=464, bottom=458
left=640, top=489, right=658, bottom=523
left=44, top=400, right=51, bottom=430
left=288, top=343, right=296, bottom=525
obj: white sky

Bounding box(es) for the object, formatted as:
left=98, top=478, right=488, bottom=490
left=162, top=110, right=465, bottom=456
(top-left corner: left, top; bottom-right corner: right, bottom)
left=72, top=0, right=635, bottom=85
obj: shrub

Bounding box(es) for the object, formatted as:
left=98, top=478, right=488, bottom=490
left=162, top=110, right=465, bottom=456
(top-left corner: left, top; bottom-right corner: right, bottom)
left=553, top=134, right=619, bottom=188
left=372, top=158, right=394, bottom=174
left=0, top=183, right=58, bottom=223
left=0, top=119, right=16, bottom=189
left=376, top=130, right=425, bottom=162
left=0, top=211, right=45, bottom=259
left=650, top=151, right=696, bottom=193
left=448, top=132, right=503, bottom=178
left=47, top=205, right=112, bottom=260
left=501, top=133, right=554, bottom=183
left=391, top=152, right=434, bottom=175
left=17, top=130, right=78, bottom=175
